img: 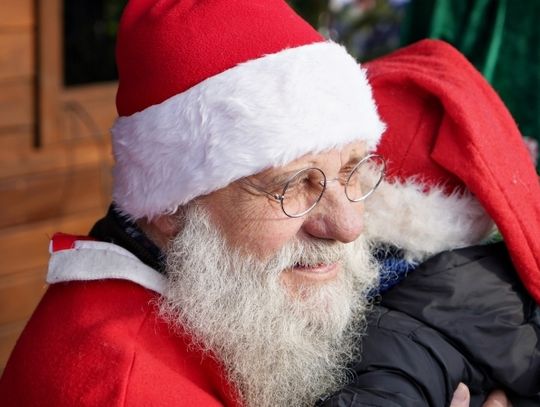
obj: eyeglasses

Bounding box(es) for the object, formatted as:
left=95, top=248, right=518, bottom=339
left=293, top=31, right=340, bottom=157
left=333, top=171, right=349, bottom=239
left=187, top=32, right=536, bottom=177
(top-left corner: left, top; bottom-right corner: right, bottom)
left=242, top=153, right=386, bottom=218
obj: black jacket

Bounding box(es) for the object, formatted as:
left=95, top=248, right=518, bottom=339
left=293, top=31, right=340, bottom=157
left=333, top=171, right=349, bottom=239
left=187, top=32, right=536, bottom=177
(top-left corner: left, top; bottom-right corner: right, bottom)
left=321, top=243, right=540, bottom=407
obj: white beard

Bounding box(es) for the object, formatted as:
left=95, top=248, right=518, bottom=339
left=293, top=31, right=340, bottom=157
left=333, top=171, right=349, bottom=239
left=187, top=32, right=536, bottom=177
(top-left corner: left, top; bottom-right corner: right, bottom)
left=159, top=204, right=379, bottom=407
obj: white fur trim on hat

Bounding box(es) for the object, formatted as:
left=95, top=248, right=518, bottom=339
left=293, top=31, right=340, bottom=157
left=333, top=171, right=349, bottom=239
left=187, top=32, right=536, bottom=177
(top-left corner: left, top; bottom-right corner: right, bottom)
left=364, top=179, right=496, bottom=262
left=111, top=41, right=385, bottom=220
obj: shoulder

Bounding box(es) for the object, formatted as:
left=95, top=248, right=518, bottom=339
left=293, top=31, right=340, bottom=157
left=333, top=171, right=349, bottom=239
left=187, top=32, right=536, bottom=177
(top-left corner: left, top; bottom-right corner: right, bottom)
left=0, top=280, right=234, bottom=406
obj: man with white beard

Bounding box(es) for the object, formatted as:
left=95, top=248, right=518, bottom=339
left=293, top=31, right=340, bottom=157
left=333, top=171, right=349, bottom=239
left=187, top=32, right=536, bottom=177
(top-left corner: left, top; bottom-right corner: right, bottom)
left=159, top=201, right=378, bottom=407
left=0, top=1, right=509, bottom=406
left=0, top=1, right=386, bottom=404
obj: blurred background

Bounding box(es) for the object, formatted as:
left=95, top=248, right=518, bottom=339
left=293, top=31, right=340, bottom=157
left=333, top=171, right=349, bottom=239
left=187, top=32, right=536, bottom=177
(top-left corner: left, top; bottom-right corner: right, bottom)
left=0, top=0, right=538, bottom=373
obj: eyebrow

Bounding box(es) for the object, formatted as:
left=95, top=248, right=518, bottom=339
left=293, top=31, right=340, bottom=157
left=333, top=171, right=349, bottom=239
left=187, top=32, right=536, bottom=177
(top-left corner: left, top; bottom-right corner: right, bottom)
left=347, top=149, right=365, bottom=162
left=265, top=168, right=304, bottom=189
left=264, top=153, right=366, bottom=188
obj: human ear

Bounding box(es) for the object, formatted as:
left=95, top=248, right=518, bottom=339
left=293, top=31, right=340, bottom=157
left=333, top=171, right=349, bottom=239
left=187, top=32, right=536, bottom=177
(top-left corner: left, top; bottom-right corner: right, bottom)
left=137, top=212, right=183, bottom=250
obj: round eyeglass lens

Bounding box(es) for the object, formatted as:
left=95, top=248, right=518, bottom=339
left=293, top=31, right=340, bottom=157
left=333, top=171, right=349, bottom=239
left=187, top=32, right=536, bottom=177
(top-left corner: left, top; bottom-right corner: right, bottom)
left=281, top=167, right=326, bottom=217
left=345, top=154, right=386, bottom=202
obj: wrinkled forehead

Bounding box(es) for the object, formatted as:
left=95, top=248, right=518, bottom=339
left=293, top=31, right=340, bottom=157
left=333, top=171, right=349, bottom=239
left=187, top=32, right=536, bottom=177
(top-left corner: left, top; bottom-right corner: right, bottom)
left=251, top=140, right=369, bottom=181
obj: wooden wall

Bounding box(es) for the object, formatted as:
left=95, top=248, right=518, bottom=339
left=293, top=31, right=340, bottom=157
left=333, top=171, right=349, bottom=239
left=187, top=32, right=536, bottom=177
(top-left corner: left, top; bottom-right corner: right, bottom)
left=0, top=0, right=115, bottom=372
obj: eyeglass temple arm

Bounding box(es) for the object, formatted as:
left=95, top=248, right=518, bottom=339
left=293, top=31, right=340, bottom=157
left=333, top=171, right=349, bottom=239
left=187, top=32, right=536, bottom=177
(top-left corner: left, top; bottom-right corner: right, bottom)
left=242, top=179, right=284, bottom=202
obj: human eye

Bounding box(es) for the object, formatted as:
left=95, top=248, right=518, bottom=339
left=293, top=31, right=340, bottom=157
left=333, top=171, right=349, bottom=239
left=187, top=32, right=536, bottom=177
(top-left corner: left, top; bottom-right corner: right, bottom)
left=344, top=155, right=363, bottom=171
left=288, top=168, right=325, bottom=192
left=287, top=173, right=311, bottom=189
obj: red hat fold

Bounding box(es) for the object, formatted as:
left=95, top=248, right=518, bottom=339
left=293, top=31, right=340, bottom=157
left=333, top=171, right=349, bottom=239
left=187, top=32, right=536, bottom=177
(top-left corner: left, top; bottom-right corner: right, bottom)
left=366, top=39, right=540, bottom=303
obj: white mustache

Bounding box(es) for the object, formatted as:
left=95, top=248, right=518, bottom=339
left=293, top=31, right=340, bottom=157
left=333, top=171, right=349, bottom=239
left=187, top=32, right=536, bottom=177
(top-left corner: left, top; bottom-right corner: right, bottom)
left=266, top=239, right=348, bottom=274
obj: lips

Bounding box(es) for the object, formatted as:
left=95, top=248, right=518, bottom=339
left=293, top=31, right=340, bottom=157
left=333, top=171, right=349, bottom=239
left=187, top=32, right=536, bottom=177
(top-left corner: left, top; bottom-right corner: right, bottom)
left=289, top=262, right=340, bottom=281
left=294, top=263, right=329, bottom=272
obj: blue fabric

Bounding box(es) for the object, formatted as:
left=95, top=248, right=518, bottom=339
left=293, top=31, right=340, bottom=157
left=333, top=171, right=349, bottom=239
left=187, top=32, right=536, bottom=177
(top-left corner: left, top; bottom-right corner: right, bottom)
left=370, top=246, right=418, bottom=297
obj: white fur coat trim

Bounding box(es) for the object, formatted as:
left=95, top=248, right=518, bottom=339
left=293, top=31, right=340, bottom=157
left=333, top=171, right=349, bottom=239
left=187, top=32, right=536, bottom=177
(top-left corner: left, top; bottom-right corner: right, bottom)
left=111, top=41, right=385, bottom=219
left=47, top=240, right=166, bottom=294
left=364, top=179, right=495, bottom=262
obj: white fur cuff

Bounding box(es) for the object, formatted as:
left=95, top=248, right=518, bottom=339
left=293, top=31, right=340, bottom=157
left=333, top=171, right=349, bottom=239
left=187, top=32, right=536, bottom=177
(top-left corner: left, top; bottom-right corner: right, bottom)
left=111, top=41, right=385, bottom=219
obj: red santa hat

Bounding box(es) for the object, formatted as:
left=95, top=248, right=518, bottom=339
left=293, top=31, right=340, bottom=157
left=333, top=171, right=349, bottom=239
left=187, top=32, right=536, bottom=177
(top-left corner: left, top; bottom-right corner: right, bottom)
left=111, top=0, right=384, bottom=220
left=364, top=39, right=540, bottom=304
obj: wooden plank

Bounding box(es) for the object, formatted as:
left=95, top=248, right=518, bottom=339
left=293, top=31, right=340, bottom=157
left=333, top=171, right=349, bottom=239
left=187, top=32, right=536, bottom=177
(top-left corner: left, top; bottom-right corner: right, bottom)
left=34, top=0, right=118, bottom=145
left=0, top=130, right=112, bottom=180
left=0, top=208, right=106, bottom=276
left=0, top=321, right=27, bottom=371
left=0, top=0, right=33, bottom=29
left=37, top=0, right=62, bottom=145
left=0, top=269, right=47, bottom=325
left=66, top=98, right=118, bottom=137
left=0, top=127, right=33, bottom=157
left=0, top=31, right=34, bottom=80
left=0, top=164, right=112, bottom=228
left=0, top=80, right=33, bottom=128
left=62, top=82, right=117, bottom=102
left=62, top=82, right=118, bottom=136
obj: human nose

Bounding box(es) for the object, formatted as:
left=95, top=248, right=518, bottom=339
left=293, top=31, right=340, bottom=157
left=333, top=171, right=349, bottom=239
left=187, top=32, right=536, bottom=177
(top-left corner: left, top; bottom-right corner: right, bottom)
left=301, top=181, right=364, bottom=243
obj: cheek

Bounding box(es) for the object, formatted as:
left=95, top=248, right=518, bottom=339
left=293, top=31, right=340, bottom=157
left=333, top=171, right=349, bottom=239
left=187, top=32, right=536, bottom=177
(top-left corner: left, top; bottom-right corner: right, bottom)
left=204, top=191, right=303, bottom=259
left=244, top=222, right=300, bottom=258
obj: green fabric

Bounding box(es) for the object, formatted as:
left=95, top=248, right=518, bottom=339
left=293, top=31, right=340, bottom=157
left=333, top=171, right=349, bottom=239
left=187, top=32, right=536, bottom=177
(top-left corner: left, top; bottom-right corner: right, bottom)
left=401, top=0, right=540, bottom=171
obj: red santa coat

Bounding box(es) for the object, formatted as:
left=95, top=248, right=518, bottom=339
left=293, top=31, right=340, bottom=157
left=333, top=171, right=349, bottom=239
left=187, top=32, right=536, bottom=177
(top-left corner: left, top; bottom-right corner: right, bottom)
left=0, top=236, right=241, bottom=406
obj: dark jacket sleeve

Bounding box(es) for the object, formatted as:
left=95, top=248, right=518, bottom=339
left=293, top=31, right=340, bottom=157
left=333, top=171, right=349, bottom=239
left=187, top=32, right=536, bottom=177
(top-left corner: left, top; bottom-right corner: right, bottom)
left=320, top=306, right=490, bottom=407
left=381, top=243, right=540, bottom=396
left=320, top=243, right=540, bottom=407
